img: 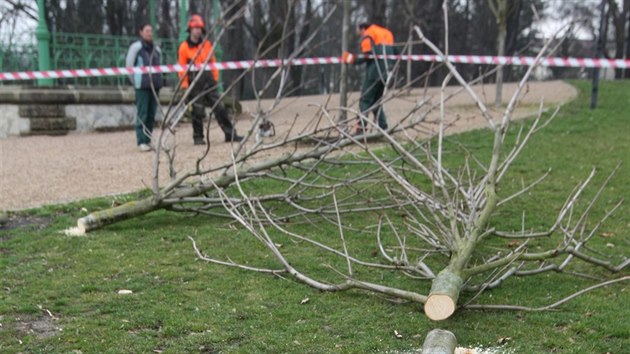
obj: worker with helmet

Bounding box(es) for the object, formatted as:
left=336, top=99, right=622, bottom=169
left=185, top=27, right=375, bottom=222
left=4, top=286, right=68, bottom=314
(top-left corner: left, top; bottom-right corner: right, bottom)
left=178, top=14, right=243, bottom=144
left=343, top=22, right=395, bottom=134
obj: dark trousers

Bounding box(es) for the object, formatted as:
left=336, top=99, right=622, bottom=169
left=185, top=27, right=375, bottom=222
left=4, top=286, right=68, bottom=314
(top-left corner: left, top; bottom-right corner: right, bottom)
left=135, top=89, right=159, bottom=145
left=359, top=61, right=388, bottom=129
left=188, top=81, right=235, bottom=140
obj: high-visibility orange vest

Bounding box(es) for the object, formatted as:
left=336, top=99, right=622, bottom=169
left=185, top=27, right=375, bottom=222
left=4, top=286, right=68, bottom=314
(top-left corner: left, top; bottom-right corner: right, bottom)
left=178, top=39, right=220, bottom=88
left=360, top=24, right=394, bottom=53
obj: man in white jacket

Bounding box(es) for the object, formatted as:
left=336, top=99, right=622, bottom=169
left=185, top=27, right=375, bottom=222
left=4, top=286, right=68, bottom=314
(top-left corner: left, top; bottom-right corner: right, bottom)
left=125, top=23, right=163, bottom=151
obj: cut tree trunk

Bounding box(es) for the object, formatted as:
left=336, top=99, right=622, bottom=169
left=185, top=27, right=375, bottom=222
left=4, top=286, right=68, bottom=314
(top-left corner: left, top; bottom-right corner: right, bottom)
left=77, top=170, right=241, bottom=234
left=422, top=329, right=458, bottom=354
left=424, top=269, right=464, bottom=320
left=76, top=135, right=367, bottom=234
left=77, top=198, right=159, bottom=234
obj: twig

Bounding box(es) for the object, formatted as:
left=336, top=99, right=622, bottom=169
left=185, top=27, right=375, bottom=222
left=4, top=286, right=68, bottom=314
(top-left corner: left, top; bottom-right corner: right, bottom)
left=464, top=276, right=630, bottom=312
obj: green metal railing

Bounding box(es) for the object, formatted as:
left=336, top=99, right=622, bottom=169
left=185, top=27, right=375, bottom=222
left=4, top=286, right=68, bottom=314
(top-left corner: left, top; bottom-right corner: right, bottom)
left=1, top=32, right=179, bottom=86
left=51, top=32, right=179, bottom=86
left=0, top=42, right=38, bottom=81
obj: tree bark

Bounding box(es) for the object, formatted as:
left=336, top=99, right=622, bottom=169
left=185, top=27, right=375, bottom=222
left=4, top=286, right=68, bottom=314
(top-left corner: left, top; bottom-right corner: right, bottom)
left=77, top=197, right=158, bottom=234
left=627, top=2, right=630, bottom=78
left=607, top=0, right=629, bottom=78
left=290, top=0, right=312, bottom=96
left=370, top=0, right=388, bottom=27
left=422, top=329, right=458, bottom=354
left=339, top=0, right=350, bottom=121
left=495, top=24, right=506, bottom=107
left=504, top=0, right=523, bottom=82
left=488, top=0, right=508, bottom=107
left=159, top=0, right=174, bottom=38
left=424, top=269, right=464, bottom=320
left=76, top=135, right=366, bottom=234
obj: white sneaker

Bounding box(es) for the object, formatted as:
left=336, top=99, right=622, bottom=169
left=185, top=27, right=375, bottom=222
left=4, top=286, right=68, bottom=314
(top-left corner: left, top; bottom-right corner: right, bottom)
left=138, top=144, right=151, bottom=152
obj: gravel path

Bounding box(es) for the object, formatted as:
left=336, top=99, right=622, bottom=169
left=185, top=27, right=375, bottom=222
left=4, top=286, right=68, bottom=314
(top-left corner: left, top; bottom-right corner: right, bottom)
left=0, top=81, right=577, bottom=211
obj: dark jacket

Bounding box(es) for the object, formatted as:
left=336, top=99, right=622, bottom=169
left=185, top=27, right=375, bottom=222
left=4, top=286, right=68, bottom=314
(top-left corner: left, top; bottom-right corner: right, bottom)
left=126, top=39, right=164, bottom=90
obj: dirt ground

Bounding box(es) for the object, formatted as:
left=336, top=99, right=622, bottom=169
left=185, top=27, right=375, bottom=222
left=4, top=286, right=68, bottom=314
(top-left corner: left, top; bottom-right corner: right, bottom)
left=0, top=81, right=577, bottom=211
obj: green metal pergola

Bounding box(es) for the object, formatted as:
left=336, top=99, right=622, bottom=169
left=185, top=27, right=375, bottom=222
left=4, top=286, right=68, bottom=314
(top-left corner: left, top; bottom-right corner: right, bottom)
left=34, top=0, right=224, bottom=88
left=35, top=0, right=52, bottom=86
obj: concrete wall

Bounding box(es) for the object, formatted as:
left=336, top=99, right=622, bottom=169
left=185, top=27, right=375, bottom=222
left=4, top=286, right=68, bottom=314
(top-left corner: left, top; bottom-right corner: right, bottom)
left=0, top=86, right=242, bottom=138
left=0, top=105, right=30, bottom=138
left=0, top=86, right=172, bottom=138
left=68, top=104, right=146, bottom=132
left=0, top=103, right=154, bottom=138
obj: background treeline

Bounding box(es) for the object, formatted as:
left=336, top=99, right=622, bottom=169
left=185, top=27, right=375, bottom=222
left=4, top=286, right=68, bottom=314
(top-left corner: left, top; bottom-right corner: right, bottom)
left=2, top=1, right=629, bottom=97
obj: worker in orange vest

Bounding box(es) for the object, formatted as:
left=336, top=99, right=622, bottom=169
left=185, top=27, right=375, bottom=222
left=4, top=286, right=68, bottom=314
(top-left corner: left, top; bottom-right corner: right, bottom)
left=178, top=14, right=243, bottom=144
left=343, top=23, right=395, bottom=134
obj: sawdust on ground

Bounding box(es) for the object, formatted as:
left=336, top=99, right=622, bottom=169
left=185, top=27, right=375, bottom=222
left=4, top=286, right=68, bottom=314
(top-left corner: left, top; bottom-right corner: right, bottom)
left=0, top=81, right=577, bottom=211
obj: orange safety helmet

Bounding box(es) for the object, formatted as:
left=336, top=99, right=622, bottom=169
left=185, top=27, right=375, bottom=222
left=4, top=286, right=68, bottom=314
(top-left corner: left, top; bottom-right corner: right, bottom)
left=188, top=14, right=205, bottom=30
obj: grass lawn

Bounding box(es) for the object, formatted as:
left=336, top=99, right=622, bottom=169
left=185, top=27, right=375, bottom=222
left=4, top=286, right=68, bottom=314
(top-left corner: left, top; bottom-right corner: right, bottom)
left=0, top=80, right=628, bottom=353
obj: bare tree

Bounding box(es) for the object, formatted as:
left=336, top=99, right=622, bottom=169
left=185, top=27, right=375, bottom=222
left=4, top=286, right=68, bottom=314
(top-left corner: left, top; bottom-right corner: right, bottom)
left=487, top=0, right=509, bottom=107
left=190, top=25, right=627, bottom=322
left=75, top=2, right=628, bottom=323
left=607, top=0, right=630, bottom=78
left=0, top=0, right=37, bottom=21
left=0, top=0, right=37, bottom=45
left=339, top=0, right=350, bottom=122
left=76, top=1, right=349, bottom=233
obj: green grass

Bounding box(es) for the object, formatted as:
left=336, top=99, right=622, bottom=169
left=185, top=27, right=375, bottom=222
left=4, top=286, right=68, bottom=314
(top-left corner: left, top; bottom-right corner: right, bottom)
left=1, top=80, right=628, bottom=353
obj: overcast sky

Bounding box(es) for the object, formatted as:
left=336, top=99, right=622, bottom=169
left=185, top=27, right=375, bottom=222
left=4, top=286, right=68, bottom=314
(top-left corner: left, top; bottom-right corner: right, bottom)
left=540, top=0, right=600, bottom=40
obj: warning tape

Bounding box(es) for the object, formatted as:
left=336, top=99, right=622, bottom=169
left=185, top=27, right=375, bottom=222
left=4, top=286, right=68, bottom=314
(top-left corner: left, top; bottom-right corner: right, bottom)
left=0, top=58, right=339, bottom=82
left=1, top=54, right=629, bottom=82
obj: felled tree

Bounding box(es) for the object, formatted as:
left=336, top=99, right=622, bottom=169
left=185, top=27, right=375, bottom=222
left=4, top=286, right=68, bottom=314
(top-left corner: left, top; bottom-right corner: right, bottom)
left=76, top=3, right=628, bottom=322
left=187, top=23, right=628, bottom=321
left=75, top=2, right=433, bottom=233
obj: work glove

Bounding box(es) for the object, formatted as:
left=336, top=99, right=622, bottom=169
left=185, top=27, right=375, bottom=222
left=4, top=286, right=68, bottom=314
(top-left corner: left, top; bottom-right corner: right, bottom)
left=342, top=51, right=355, bottom=64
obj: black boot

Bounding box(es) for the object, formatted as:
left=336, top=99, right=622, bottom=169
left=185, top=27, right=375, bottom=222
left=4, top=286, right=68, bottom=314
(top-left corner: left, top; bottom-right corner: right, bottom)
left=225, top=132, right=244, bottom=142
left=194, top=137, right=205, bottom=145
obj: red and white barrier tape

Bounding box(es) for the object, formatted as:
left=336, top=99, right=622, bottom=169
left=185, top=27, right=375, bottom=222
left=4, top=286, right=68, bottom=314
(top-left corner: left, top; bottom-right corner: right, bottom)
left=0, top=58, right=341, bottom=81
left=1, top=54, right=629, bottom=82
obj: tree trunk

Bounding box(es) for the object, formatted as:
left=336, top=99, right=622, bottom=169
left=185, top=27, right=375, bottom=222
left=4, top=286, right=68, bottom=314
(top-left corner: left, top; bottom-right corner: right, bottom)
left=592, top=0, right=609, bottom=109
left=626, top=5, right=630, bottom=78
left=622, top=0, right=629, bottom=78
left=422, top=329, right=458, bottom=354
left=424, top=231, right=481, bottom=320
left=491, top=0, right=508, bottom=107
left=105, top=0, right=126, bottom=36
left=76, top=167, right=241, bottom=234
left=78, top=197, right=159, bottom=234
left=159, top=0, right=174, bottom=38
left=504, top=0, right=522, bottom=82
left=495, top=22, right=506, bottom=107
left=370, top=0, right=388, bottom=27
left=65, top=0, right=78, bottom=33
left=224, top=0, right=248, bottom=99
left=426, top=0, right=444, bottom=86
left=339, top=0, right=350, bottom=121
left=608, top=0, right=629, bottom=78
left=77, top=138, right=363, bottom=234
left=290, top=0, right=312, bottom=96
left=424, top=269, right=464, bottom=320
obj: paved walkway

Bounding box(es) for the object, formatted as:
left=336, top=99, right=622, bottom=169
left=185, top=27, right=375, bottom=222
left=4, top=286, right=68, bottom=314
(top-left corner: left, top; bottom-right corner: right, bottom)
left=0, top=81, right=577, bottom=211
